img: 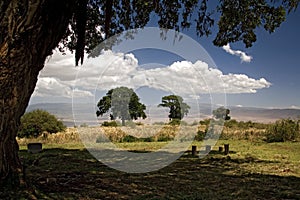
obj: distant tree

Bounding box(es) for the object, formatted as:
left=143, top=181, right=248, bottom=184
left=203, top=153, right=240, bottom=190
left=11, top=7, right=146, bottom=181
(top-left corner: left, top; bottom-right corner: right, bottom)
left=18, top=109, right=66, bottom=138
left=213, top=107, right=231, bottom=120
left=158, top=95, right=190, bottom=121
left=96, top=87, right=147, bottom=126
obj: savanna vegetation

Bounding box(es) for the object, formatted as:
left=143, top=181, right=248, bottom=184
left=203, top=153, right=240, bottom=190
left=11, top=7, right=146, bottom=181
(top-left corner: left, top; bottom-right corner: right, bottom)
left=6, top=120, right=300, bottom=199
left=1, top=0, right=299, bottom=185
left=96, top=117, right=300, bottom=144
left=18, top=106, right=300, bottom=145
left=1, top=0, right=299, bottom=197
left=4, top=105, right=300, bottom=199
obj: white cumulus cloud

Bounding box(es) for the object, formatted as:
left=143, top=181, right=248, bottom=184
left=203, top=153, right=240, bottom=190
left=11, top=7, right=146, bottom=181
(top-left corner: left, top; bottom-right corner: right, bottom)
left=222, top=43, right=253, bottom=63
left=33, top=50, right=270, bottom=100
left=33, top=77, right=93, bottom=98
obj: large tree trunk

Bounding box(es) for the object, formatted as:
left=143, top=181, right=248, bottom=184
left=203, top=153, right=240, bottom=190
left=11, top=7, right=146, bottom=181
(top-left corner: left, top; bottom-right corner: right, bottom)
left=0, top=0, right=75, bottom=186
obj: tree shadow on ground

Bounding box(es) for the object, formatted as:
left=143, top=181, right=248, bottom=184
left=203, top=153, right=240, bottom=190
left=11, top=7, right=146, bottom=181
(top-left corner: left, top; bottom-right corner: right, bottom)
left=2, top=148, right=300, bottom=199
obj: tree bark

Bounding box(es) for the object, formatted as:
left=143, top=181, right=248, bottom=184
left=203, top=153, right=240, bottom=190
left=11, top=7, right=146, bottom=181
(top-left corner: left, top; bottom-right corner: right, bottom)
left=0, top=0, right=75, bottom=186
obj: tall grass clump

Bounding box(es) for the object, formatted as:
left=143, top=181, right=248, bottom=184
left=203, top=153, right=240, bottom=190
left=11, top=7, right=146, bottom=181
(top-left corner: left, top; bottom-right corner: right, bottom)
left=17, top=128, right=81, bottom=145
left=218, top=119, right=267, bottom=141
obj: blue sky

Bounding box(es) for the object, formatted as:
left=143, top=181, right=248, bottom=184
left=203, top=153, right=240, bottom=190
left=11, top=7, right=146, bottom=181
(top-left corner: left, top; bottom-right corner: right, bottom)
left=178, top=10, right=300, bottom=108
left=30, top=9, right=300, bottom=109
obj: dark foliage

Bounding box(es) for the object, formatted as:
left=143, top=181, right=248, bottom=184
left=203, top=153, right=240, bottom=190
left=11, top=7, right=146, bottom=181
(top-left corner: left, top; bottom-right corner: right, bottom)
left=18, top=110, right=66, bottom=138
left=158, top=95, right=190, bottom=121
left=96, top=87, right=147, bottom=126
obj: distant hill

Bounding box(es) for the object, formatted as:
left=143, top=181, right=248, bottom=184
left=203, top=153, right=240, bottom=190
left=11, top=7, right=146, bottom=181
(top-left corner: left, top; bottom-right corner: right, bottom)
left=27, top=103, right=75, bottom=127
left=228, top=107, right=300, bottom=123
left=26, top=103, right=300, bottom=126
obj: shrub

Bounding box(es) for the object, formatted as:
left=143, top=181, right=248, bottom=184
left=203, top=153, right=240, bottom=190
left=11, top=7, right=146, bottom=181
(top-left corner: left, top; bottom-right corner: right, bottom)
left=224, top=119, right=238, bottom=128
left=224, top=120, right=268, bottom=130
left=119, top=135, right=155, bottom=143
left=18, top=109, right=66, bottom=138
left=140, top=137, right=155, bottom=142
left=199, top=119, right=210, bottom=126
left=265, top=119, right=299, bottom=142
left=135, top=121, right=144, bottom=126
left=101, top=121, right=119, bottom=127
left=157, top=135, right=172, bottom=142
left=195, top=130, right=206, bottom=141
left=168, top=119, right=181, bottom=126
left=102, top=120, right=137, bottom=127
left=122, top=135, right=137, bottom=142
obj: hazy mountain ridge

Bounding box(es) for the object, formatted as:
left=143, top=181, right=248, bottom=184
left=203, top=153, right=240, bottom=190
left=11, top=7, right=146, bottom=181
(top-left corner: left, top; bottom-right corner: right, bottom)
left=27, top=103, right=300, bottom=126
left=228, top=107, right=300, bottom=123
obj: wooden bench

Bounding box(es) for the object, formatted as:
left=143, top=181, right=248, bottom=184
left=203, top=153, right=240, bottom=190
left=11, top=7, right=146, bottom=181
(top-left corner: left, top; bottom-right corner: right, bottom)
left=27, top=143, right=43, bottom=154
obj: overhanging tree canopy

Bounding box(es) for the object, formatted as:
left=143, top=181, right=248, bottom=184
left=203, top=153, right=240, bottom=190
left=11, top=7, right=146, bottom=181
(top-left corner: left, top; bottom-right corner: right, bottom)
left=0, top=0, right=298, bottom=186
left=58, top=0, right=300, bottom=63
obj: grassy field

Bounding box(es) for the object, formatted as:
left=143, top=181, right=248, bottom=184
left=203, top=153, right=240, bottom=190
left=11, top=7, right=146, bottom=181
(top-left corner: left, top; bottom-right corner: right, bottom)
left=2, top=127, right=300, bottom=199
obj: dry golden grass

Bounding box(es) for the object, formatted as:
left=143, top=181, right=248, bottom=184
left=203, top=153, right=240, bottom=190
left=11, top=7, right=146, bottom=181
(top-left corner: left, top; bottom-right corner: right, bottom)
left=221, top=127, right=266, bottom=141
left=17, top=127, right=81, bottom=145
left=17, top=124, right=267, bottom=148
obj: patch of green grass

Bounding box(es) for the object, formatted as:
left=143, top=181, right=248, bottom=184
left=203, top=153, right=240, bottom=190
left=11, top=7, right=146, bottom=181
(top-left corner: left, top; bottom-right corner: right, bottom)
left=19, top=142, right=85, bottom=151
left=115, top=141, right=169, bottom=151
left=4, top=140, right=300, bottom=199
left=191, top=140, right=300, bottom=176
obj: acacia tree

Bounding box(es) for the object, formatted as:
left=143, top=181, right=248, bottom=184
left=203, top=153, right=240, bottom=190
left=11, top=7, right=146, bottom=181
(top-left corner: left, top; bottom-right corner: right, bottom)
left=0, top=0, right=298, bottom=186
left=96, top=87, right=147, bottom=126
left=158, top=95, right=190, bottom=121
left=213, top=107, right=231, bottom=120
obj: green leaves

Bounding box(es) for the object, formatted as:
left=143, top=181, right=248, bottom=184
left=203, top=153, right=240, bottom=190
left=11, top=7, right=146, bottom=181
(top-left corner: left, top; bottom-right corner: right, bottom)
left=96, top=95, right=112, bottom=117
left=96, top=87, right=147, bottom=125
left=18, top=109, right=66, bottom=138
left=263, top=6, right=286, bottom=33
left=158, top=94, right=190, bottom=120
left=214, top=0, right=289, bottom=47
left=59, top=0, right=299, bottom=54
